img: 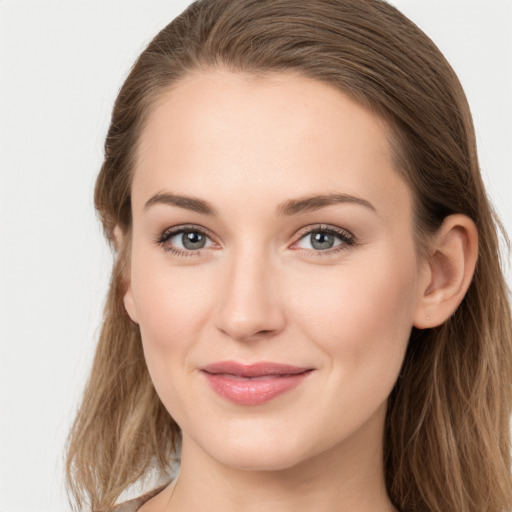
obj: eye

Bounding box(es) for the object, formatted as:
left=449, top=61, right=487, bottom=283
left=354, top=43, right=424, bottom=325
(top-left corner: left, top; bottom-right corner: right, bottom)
left=156, top=225, right=215, bottom=256
left=294, top=225, right=355, bottom=254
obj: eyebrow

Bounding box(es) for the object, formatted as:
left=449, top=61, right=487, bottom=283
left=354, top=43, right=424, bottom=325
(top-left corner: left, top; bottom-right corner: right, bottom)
left=144, top=192, right=217, bottom=215
left=277, top=193, right=376, bottom=216
left=143, top=191, right=377, bottom=216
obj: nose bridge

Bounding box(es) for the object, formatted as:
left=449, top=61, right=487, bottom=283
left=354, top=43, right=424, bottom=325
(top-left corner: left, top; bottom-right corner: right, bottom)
left=215, top=241, right=286, bottom=341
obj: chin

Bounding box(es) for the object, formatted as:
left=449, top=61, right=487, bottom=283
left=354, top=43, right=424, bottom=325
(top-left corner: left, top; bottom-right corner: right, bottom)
left=217, top=449, right=305, bottom=472
left=203, top=429, right=315, bottom=472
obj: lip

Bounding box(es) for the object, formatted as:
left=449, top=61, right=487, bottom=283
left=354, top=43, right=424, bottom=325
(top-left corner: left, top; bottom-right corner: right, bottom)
left=200, top=361, right=313, bottom=406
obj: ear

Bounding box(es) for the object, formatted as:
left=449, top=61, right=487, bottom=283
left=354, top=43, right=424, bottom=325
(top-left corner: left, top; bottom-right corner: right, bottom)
left=123, top=281, right=139, bottom=325
left=113, top=224, right=139, bottom=324
left=413, top=214, right=478, bottom=329
left=112, top=224, right=122, bottom=251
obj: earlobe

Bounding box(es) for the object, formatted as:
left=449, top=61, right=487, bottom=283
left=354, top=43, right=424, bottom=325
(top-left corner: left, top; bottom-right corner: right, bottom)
left=413, top=214, right=478, bottom=329
left=113, top=224, right=124, bottom=252
left=113, top=223, right=139, bottom=324
left=123, top=285, right=139, bottom=324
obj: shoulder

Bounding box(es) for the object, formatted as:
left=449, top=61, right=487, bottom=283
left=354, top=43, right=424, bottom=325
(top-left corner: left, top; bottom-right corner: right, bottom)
left=97, top=484, right=169, bottom=512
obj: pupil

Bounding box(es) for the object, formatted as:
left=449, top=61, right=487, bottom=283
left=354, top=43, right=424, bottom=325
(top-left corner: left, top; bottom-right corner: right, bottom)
left=183, top=231, right=205, bottom=249
left=311, top=232, right=334, bottom=250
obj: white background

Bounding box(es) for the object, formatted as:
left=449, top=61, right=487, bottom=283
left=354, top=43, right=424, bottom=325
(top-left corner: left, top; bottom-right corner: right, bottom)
left=0, top=1, right=511, bottom=511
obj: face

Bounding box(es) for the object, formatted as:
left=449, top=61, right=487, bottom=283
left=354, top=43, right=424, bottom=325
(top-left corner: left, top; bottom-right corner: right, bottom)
left=124, top=69, right=428, bottom=471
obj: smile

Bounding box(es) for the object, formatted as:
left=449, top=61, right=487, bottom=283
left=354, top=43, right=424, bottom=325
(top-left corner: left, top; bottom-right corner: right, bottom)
left=200, top=361, right=314, bottom=406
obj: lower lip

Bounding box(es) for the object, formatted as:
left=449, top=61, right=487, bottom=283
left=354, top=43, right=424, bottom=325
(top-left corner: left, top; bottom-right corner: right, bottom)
left=202, top=371, right=312, bottom=406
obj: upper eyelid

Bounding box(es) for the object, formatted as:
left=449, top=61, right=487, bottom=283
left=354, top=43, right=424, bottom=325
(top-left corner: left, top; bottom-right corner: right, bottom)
left=294, top=224, right=354, bottom=240
left=159, top=224, right=217, bottom=242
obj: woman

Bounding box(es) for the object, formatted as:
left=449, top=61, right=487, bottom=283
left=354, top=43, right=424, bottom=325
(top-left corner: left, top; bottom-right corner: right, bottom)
left=65, top=0, right=512, bottom=511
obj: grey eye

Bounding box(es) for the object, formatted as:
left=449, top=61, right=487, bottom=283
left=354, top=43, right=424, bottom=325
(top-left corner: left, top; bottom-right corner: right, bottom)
left=297, top=230, right=344, bottom=251
left=170, top=230, right=210, bottom=250
left=309, top=232, right=337, bottom=250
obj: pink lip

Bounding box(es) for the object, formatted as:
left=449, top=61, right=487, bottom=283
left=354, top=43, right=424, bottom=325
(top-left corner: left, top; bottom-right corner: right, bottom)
left=200, top=361, right=313, bottom=406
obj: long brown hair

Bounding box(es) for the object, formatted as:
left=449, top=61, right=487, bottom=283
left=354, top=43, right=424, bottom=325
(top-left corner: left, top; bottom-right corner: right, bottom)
left=65, top=1, right=512, bottom=510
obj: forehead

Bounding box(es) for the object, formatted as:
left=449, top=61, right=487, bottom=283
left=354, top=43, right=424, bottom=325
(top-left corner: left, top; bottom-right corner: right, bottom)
left=132, top=69, right=412, bottom=222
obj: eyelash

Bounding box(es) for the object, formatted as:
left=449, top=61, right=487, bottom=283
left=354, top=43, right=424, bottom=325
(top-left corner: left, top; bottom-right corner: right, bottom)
left=155, top=223, right=356, bottom=258
left=156, top=224, right=217, bottom=258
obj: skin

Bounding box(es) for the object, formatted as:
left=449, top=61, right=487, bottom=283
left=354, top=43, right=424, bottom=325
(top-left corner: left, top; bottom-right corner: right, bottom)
left=122, top=69, right=477, bottom=512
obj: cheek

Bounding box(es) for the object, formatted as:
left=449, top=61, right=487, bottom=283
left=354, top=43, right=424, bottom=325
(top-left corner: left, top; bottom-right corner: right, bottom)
left=290, top=249, right=419, bottom=380
left=129, top=249, right=215, bottom=373
left=130, top=255, right=218, bottom=426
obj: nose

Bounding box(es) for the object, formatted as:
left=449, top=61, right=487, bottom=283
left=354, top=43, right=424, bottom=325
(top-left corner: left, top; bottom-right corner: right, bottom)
left=214, top=248, right=286, bottom=342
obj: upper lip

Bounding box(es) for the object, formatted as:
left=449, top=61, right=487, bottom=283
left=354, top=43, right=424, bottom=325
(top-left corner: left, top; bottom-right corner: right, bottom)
left=200, top=361, right=312, bottom=378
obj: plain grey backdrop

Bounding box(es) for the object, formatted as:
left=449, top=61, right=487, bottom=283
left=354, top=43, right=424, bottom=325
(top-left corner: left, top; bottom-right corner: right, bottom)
left=1, top=1, right=511, bottom=511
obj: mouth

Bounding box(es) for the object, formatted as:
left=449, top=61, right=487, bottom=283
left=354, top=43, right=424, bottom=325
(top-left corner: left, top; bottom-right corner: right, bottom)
left=200, top=361, right=314, bottom=405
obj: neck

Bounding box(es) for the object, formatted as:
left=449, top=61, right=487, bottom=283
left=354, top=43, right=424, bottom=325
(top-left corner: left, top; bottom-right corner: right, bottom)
left=166, top=406, right=396, bottom=512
